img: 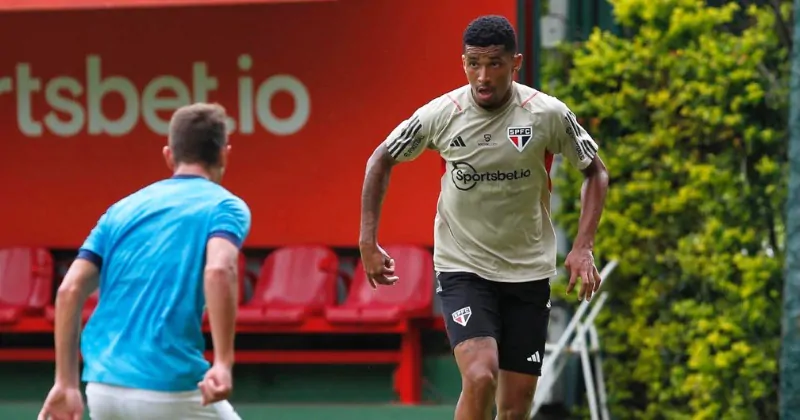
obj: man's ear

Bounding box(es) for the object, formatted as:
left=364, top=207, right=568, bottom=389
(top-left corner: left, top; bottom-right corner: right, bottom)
left=162, top=146, right=174, bottom=171
left=513, top=53, right=524, bottom=72
left=220, top=145, right=231, bottom=169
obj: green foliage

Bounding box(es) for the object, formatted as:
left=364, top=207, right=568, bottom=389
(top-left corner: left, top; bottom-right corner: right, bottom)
left=543, top=0, right=791, bottom=418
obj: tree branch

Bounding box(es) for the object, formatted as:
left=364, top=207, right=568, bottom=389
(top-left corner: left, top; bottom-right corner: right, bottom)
left=769, top=0, right=792, bottom=49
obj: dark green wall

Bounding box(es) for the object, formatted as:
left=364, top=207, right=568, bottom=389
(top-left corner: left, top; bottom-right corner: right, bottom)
left=0, top=402, right=456, bottom=420
left=0, top=356, right=461, bottom=403
left=0, top=355, right=462, bottom=416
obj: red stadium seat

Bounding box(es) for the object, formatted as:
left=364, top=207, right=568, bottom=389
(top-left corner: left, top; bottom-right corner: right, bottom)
left=200, top=252, right=252, bottom=325
left=325, top=245, right=433, bottom=324
left=82, top=291, right=99, bottom=320
left=43, top=252, right=253, bottom=325
left=45, top=290, right=98, bottom=324
left=0, top=247, right=53, bottom=324
left=0, top=246, right=435, bottom=405
left=238, top=245, right=339, bottom=325
left=237, top=253, right=258, bottom=302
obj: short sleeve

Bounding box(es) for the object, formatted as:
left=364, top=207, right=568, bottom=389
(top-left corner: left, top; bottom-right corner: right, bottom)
left=548, top=101, right=599, bottom=170
left=77, top=211, right=111, bottom=269
left=382, top=104, right=438, bottom=163
left=208, top=197, right=252, bottom=249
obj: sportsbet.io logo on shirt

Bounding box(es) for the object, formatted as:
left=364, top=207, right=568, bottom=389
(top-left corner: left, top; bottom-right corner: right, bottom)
left=450, top=161, right=532, bottom=191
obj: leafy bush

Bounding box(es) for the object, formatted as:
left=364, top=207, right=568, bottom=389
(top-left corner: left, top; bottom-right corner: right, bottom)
left=544, top=0, right=791, bottom=418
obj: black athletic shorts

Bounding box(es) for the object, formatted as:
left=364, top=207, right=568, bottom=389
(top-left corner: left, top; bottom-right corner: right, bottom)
left=436, top=271, right=551, bottom=376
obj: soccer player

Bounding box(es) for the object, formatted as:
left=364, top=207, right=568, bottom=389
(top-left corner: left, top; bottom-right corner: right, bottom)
left=358, top=15, right=609, bottom=420
left=37, top=103, right=251, bottom=420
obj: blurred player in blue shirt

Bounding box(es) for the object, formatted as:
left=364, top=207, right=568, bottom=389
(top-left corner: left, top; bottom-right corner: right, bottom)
left=38, top=103, right=251, bottom=420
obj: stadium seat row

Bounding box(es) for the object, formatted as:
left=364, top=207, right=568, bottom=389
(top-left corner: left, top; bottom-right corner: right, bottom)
left=0, top=245, right=437, bottom=404
left=0, top=245, right=435, bottom=326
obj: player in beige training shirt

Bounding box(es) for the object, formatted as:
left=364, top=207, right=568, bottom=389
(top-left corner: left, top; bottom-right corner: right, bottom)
left=359, top=15, right=609, bottom=420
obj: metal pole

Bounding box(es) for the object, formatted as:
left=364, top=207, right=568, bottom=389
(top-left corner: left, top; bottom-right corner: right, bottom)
left=531, top=0, right=542, bottom=89
left=780, top=0, right=800, bottom=416
left=538, top=261, right=617, bottom=383
left=589, top=325, right=611, bottom=420
left=531, top=261, right=617, bottom=418
left=516, top=0, right=528, bottom=86
left=531, top=292, right=610, bottom=419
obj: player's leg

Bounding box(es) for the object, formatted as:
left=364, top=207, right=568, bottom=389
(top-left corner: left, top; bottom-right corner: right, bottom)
left=85, top=382, right=241, bottom=420
left=85, top=382, right=126, bottom=420
left=188, top=399, right=242, bottom=419
left=495, top=370, right=538, bottom=420
left=495, top=279, right=552, bottom=420
left=437, top=271, right=502, bottom=420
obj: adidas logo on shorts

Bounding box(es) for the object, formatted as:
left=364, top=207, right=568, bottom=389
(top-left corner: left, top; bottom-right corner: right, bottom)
left=527, top=352, right=541, bottom=363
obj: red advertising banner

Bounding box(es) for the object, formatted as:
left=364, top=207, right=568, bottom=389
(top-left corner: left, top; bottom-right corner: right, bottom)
left=0, top=0, right=516, bottom=248
left=0, top=0, right=332, bottom=12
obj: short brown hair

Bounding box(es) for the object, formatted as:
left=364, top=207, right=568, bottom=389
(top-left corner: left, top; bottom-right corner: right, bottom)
left=168, top=103, right=228, bottom=167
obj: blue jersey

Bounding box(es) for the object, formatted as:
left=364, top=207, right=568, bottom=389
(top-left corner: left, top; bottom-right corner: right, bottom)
left=77, top=174, right=251, bottom=392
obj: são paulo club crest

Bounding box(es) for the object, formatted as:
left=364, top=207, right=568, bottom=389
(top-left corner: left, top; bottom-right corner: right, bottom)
left=451, top=306, right=472, bottom=327
left=506, top=126, right=533, bottom=152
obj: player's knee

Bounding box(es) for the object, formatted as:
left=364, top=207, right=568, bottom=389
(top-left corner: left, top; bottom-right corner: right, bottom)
left=454, top=336, right=499, bottom=395
left=459, top=351, right=499, bottom=394
left=462, top=362, right=498, bottom=395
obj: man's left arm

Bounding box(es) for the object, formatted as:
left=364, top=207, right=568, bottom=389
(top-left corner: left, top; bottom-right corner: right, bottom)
left=574, top=157, right=609, bottom=252
left=549, top=102, right=610, bottom=301
left=54, top=213, right=108, bottom=387
left=54, top=259, right=99, bottom=387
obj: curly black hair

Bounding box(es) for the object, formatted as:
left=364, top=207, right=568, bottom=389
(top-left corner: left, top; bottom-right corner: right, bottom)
left=462, top=15, right=517, bottom=53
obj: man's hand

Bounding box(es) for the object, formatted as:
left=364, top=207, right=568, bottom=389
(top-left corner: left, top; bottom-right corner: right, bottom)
left=37, top=383, right=84, bottom=420
left=359, top=244, right=399, bottom=289
left=198, top=363, right=233, bottom=406
left=564, top=247, right=602, bottom=302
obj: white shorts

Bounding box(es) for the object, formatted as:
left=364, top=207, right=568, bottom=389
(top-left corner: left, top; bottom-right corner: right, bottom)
left=85, top=382, right=242, bottom=420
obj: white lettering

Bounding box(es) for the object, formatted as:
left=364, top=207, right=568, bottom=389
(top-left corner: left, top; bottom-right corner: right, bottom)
left=0, top=77, right=11, bottom=95
left=5, top=54, right=311, bottom=138
left=141, top=76, right=191, bottom=135
left=44, top=77, right=85, bottom=137
left=255, top=75, right=310, bottom=136
left=237, top=54, right=254, bottom=135
left=192, top=62, right=217, bottom=103
left=16, top=63, right=42, bottom=137
left=87, top=55, right=139, bottom=136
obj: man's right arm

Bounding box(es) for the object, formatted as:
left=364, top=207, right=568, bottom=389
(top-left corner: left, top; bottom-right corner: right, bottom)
left=359, top=147, right=396, bottom=248
left=205, top=198, right=251, bottom=369
left=359, top=111, right=434, bottom=248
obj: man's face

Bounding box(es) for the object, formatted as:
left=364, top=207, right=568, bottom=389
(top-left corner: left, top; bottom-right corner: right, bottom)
left=462, top=45, right=522, bottom=109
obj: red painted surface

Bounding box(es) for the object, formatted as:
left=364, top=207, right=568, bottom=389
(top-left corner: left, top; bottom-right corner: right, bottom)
left=0, top=0, right=516, bottom=248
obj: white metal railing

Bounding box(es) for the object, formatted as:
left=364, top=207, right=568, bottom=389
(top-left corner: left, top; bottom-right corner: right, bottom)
left=530, top=260, right=618, bottom=420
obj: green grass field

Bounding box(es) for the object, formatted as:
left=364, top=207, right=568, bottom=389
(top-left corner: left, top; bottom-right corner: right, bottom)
left=0, top=402, right=456, bottom=419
